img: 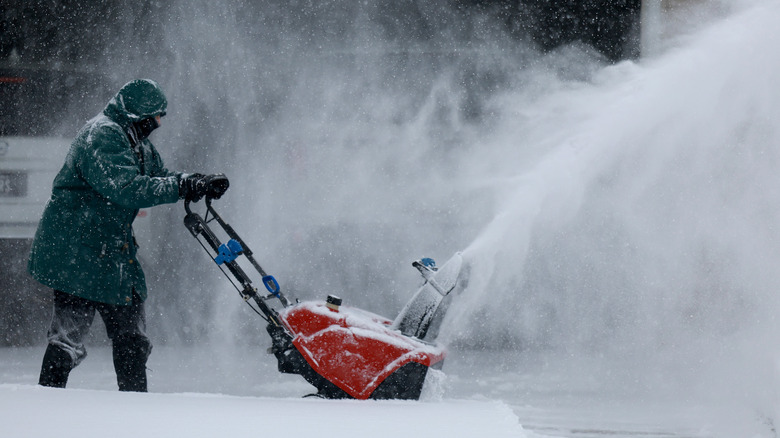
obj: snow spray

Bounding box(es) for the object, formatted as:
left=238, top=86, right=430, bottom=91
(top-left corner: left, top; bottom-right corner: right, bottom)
left=436, top=0, right=780, bottom=432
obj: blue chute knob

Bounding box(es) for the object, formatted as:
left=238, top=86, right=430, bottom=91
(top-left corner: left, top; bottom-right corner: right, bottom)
left=420, top=257, right=437, bottom=271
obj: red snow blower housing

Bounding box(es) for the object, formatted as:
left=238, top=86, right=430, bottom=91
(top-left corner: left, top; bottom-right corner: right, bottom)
left=183, top=197, right=466, bottom=400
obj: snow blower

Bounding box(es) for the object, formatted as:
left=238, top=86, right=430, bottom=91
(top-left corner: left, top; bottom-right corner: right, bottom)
left=183, top=197, right=466, bottom=400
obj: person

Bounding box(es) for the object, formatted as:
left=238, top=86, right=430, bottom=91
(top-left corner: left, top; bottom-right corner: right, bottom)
left=27, top=78, right=228, bottom=392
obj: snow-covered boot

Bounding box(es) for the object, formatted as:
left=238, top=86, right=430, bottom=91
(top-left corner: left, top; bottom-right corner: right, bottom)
left=113, top=334, right=152, bottom=392
left=38, top=344, right=74, bottom=388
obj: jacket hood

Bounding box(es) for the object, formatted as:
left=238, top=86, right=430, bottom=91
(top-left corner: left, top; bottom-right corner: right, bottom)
left=104, top=79, right=168, bottom=128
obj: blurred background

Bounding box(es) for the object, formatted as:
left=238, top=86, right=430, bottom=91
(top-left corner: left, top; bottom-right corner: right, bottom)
left=0, top=0, right=648, bottom=346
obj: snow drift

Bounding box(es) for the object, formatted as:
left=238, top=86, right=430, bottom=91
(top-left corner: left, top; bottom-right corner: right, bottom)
left=0, top=384, right=526, bottom=438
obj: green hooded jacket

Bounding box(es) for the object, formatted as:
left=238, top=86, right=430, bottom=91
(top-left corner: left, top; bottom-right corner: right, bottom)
left=28, top=79, right=181, bottom=305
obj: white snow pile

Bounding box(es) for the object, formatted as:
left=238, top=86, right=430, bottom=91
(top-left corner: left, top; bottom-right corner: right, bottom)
left=0, top=384, right=528, bottom=438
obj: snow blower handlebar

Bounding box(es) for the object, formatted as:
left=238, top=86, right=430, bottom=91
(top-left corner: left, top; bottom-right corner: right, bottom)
left=183, top=197, right=291, bottom=327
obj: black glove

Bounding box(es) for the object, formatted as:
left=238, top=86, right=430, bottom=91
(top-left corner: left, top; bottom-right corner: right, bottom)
left=179, top=173, right=206, bottom=202
left=203, top=173, right=229, bottom=200
left=179, top=173, right=229, bottom=202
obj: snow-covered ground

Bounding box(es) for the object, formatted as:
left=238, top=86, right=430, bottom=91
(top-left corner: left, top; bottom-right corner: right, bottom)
left=1, top=345, right=714, bottom=438
left=0, top=384, right=523, bottom=438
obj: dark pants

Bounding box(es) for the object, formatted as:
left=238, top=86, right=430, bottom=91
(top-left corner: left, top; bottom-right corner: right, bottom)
left=38, top=290, right=152, bottom=392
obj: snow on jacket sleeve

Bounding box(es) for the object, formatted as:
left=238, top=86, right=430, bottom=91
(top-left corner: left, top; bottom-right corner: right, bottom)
left=78, top=123, right=179, bottom=208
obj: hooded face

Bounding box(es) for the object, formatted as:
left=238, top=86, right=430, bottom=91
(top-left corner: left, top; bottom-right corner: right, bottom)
left=106, top=79, right=167, bottom=142
left=134, top=115, right=161, bottom=141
